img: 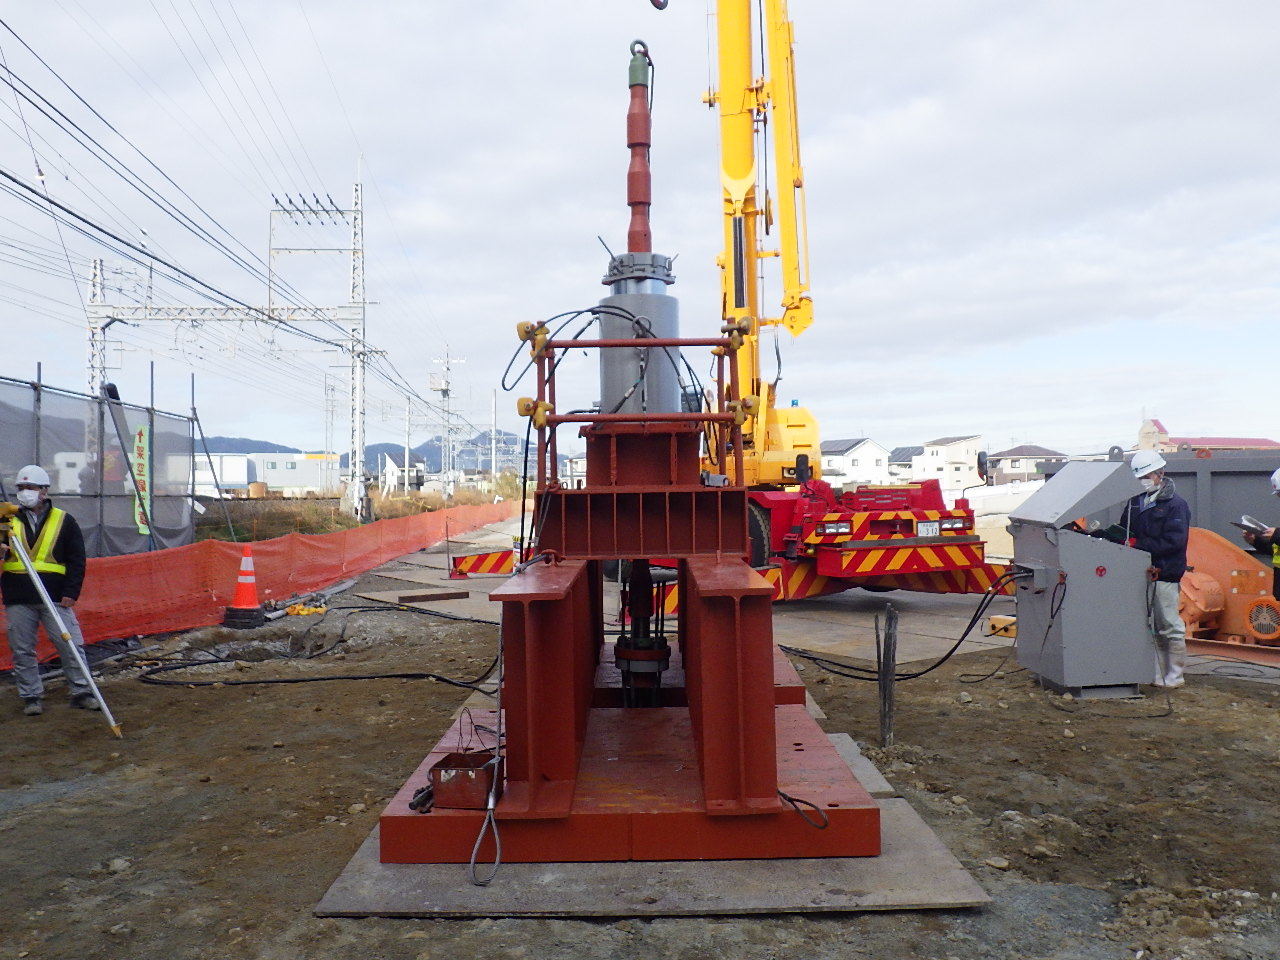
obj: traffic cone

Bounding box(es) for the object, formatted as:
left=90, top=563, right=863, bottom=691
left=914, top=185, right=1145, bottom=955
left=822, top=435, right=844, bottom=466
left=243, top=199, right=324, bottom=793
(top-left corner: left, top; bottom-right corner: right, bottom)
left=222, top=544, right=266, bottom=629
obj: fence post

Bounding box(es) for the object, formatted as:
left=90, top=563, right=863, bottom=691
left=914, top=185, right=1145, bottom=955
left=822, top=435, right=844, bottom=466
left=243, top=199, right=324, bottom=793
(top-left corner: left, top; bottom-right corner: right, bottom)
left=877, top=603, right=898, bottom=748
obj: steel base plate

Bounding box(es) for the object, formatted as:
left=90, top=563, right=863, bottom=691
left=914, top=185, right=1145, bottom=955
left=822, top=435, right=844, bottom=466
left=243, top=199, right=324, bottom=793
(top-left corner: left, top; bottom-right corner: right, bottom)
left=379, top=705, right=879, bottom=863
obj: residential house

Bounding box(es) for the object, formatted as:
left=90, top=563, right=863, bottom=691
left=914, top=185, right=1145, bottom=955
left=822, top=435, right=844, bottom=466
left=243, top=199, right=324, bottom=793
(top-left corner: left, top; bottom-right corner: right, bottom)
left=987, top=444, right=1068, bottom=484
left=380, top=451, right=426, bottom=495
left=819, top=438, right=891, bottom=489
left=887, top=446, right=923, bottom=482
left=1138, top=419, right=1280, bottom=454
left=910, top=435, right=985, bottom=494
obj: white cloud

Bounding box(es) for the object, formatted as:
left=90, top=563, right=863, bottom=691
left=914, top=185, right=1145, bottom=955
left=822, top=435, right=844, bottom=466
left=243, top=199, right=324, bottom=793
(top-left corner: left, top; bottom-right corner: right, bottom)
left=1, top=0, right=1278, bottom=457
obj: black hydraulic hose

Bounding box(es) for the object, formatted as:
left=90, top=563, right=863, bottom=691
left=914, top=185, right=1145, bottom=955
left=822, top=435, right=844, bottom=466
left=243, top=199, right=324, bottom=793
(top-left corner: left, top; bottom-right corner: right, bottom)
left=780, top=571, right=1026, bottom=683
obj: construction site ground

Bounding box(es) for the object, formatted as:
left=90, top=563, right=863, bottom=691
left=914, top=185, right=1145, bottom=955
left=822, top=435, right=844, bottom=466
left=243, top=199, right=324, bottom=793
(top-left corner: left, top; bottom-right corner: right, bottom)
left=3, top=521, right=1279, bottom=960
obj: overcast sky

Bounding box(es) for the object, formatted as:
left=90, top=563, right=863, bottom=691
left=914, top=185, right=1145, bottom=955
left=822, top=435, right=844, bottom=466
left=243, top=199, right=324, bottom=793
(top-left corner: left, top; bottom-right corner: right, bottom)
left=2, top=0, right=1277, bottom=456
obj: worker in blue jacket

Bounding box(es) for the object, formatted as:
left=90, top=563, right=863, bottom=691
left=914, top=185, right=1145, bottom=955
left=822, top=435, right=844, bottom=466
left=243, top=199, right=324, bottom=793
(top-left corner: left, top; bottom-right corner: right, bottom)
left=1109, top=451, right=1190, bottom=688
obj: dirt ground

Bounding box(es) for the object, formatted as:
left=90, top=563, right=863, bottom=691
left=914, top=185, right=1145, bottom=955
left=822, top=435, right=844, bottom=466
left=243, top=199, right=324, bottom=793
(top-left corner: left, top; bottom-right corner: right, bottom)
left=3, top=563, right=1280, bottom=960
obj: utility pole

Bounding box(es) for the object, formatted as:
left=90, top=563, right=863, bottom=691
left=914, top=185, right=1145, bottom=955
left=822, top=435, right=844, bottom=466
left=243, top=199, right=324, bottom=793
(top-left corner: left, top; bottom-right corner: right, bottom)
left=404, top=397, right=412, bottom=495
left=87, top=257, right=106, bottom=397
left=347, top=179, right=371, bottom=522
left=430, top=349, right=465, bottom=498
left=323, top=374, right=337, bottom=488
left=490, top=388, right=498, bottom=493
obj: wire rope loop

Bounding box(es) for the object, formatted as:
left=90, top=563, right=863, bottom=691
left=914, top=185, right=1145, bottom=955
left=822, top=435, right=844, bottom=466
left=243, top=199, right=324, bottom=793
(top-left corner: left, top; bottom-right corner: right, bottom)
left=631, top=39, right=650, bottom=59
left=777, top=789, right=829, bottom=829
left=467, top=807, right=502, bottom=886
left=649, top=0, right=669, bottom=10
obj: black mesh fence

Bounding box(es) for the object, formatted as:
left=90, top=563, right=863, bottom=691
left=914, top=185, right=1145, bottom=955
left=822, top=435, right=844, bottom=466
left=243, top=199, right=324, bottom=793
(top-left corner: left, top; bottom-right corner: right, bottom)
left=0, top=376, right=194, bottom=557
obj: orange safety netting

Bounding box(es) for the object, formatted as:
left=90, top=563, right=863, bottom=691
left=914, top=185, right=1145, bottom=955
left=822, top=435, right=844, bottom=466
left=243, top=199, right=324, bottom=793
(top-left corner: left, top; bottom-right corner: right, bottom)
left=0, top=500, right=519, bottom=671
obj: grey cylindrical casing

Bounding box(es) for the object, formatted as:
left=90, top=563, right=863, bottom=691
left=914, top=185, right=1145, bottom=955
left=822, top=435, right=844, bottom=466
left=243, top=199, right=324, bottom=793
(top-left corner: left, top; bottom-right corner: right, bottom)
left=599, top=291, right=682, bottom=415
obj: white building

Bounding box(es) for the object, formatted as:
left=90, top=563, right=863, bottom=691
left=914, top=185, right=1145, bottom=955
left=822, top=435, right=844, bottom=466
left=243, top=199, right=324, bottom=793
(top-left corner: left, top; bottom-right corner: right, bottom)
left=194, top=452, right=340, bottom=497
left=563, top=456, right=588, bottom=489
left=194, top=453, right=250, bottom=497
left=910, top=435, right=985, bottom=494
left=380, top=451, right=426, bottom=495
left=250, top=453, right=340, bottom=496
left=819, top=438, right=891, bottom=489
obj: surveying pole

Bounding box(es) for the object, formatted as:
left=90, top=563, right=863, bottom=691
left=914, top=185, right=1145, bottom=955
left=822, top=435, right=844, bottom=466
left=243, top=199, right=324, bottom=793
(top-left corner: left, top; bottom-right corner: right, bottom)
left=0, top=505, right=122, bottom=737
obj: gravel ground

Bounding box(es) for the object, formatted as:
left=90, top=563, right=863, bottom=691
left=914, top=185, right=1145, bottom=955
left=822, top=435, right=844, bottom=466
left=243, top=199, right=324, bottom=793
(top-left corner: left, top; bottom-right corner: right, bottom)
left=2, top=568, right=1278, bottom=960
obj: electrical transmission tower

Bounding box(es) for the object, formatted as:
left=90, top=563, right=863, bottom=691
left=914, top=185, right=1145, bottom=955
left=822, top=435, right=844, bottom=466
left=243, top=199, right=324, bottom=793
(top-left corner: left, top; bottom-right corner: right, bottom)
left=86, top=182, right=374, bottom=520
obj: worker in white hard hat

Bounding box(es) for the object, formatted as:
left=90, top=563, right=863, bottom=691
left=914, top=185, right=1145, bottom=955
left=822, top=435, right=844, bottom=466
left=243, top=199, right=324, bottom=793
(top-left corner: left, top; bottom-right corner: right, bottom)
left=1, top=465, right=96, bottom=716
left=1100, top=451, right=1191, bottom=688
left=1240, top=467, right=1280, bottom=597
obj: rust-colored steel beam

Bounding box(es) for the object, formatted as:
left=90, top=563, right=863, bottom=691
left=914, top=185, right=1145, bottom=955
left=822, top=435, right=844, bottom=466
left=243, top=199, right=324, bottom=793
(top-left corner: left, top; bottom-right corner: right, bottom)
left=489, top=559, right=601, bottom=819
left=627, top=41, right=653, bottom=253
left=680, top=557, right=782, bottom=814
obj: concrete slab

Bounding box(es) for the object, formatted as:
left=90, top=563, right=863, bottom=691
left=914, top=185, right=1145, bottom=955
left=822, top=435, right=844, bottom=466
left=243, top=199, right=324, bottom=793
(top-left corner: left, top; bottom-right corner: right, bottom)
left=828, top=733, right=895, bottom=799
left=370, top=568, right=459, bottom=586
left=392, top=554, right=451, bottom=570
left=315, top=798, right=987, bottom=918
left=361, top=554, right=506, bottom=624
left=805, top=690, right=826, bottom=719
left=425, top=518, right=523, bottom=556
left=771, top=589, right=1017, bottom=666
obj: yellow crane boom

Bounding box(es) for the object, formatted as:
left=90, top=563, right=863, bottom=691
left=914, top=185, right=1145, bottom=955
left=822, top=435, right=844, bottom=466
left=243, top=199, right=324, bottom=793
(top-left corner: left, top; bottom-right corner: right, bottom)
left=709, top=0, right=820, bottom=487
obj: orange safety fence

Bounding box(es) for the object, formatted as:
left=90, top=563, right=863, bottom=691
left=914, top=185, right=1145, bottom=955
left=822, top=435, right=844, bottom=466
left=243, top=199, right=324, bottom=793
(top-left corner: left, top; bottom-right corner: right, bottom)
left=0, top=500, right=519, bottom=671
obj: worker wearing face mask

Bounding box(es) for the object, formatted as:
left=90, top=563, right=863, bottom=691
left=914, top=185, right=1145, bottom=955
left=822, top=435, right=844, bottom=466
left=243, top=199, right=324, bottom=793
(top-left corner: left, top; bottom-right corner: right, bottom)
left=1100, top=451, right=1190, bottom=688
left=1, top=465, right=96, bottom=717
left=1240, top=468, right=1280, bottom=598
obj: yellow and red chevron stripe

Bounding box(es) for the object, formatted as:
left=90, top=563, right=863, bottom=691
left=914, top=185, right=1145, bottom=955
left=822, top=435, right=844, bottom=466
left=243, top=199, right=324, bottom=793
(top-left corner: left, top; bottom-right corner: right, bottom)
left=819, top=541, right=985, bottom=578
left=857, top=563, right=1014, bottom=596
left=759, top=562, right=848, bottom=601
left=449, top=549, right=515, bottom=577
left=759, top=555, right=1012, bottom=602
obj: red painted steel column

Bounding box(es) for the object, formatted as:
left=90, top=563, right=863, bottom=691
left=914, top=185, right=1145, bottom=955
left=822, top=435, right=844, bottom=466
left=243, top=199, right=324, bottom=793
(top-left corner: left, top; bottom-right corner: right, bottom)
left=493, top=561, right=594, bottom=818
left=682, top=557, right=781, bottom=814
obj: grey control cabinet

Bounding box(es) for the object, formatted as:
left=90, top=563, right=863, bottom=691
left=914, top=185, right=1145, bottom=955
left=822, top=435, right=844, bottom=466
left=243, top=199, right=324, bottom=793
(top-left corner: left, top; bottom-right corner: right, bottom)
left=1008, top=461, right=1155, bottom=698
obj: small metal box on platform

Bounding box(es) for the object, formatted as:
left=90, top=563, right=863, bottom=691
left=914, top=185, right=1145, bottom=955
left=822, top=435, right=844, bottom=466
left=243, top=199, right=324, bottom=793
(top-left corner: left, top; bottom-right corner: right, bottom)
left=1008, top=460, right=1153, bottom=697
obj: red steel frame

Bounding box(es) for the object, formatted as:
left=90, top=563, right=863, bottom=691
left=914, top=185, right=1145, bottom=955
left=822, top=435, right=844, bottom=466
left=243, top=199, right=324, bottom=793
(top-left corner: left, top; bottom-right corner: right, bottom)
left=379, top=333, right=881, bottom=863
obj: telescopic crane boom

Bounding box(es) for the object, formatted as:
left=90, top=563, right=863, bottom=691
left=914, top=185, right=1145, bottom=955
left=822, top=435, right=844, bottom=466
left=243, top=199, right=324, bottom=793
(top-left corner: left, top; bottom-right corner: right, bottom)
left=647, top=0, right=1006, bottom=603
left=709, top=0, right=819, bottom=487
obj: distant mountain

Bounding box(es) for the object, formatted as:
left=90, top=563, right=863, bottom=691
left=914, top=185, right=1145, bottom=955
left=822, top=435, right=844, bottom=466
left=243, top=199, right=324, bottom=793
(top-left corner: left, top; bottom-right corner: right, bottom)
left=202, top=436, right=302, bottom=454
left=201, top=431, right=569, bottom=473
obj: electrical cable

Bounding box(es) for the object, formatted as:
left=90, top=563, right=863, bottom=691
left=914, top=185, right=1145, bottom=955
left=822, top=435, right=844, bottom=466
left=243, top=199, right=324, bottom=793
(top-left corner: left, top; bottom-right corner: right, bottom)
left=780, top=571, right=1026, bottom=683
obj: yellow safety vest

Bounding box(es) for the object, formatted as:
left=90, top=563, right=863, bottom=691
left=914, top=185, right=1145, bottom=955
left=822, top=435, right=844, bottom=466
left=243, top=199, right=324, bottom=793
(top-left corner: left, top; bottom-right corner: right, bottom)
left=1272, top=544, right=1280, bottom=569
left=3, top=508, right=67, bottom=576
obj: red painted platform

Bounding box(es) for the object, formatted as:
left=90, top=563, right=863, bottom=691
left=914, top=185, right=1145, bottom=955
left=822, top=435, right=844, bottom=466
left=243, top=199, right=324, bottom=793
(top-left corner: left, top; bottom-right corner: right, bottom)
left=380, top=703, right=881, bottom=863
left=591, top=642, right=807, bottom=707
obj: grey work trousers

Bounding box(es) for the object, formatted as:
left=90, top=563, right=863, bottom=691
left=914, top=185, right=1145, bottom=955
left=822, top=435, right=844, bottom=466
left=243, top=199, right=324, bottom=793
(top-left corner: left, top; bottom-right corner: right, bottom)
left=1151, top=580, right=1187, bottom=684
left=6, top=603, right=92, bottom=701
